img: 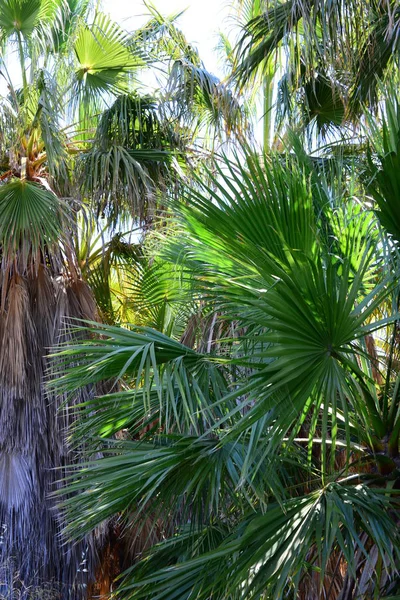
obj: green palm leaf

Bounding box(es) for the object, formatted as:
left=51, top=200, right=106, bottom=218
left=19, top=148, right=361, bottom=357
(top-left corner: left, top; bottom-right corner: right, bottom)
left=0, top=179, right=67, bottom=265
left=168, top=59, right=248, bottom=142
left=364, top=89, right=400, bottom=243
left=58, top=433, right=285, bottom=540
left=50, top=320, right=230, bottom=434
left=80, top=93, right=180, bottom=224
left=351, top=4, right=400, bottom=109
left=0, top=0, right=60, bottom=40
left=73, top=13, right=145, bottom=100
left=124, top=483, right=400, bottom=600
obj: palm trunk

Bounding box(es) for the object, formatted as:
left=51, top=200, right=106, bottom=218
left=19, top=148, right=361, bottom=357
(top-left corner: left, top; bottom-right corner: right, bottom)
left=0, top=263, right=99, bottom=599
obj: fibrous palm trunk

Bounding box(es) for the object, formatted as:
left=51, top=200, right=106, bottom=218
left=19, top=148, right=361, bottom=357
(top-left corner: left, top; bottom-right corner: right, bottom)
left=0, top=259, right=99, bottom=599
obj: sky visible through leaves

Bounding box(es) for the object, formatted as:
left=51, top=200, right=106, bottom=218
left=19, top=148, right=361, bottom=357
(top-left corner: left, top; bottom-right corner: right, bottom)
left=104, top=0, right=232, bottom=78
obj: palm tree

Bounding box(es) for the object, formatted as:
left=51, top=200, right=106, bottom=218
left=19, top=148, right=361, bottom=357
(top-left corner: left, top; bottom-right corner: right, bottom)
left=52, top=117, right=400, bottom=598
left=0, top=0, right=247, bottom=596
left=0, top=0, right=250, bottom=595
left=232, top=0, right=400, bottom=141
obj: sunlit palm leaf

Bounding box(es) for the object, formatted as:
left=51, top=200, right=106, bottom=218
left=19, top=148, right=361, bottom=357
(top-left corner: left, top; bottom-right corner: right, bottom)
left=73, top=13, right=145, bottom=102
left=50, top=321, right=230, bottom=434
left=0, top=179, right=67, bottom=265
left=126, top=258, right=195, bottom=337
left=0, top=0, right=60, bottom=40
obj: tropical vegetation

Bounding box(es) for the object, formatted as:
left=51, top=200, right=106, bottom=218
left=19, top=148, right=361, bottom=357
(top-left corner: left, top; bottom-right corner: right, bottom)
left=0, top=0, right=243, bottom=597
left=2, top=0, right=400, bottom=598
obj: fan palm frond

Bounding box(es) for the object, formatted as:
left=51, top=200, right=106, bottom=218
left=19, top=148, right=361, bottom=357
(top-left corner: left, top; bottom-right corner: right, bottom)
left=167, top=59, right=249, bottom=144
left=0, top=0, right=60, bottom=40
left=351, top=3, right=400, bottom=110
left=50, top=320, right=230, bottom=434
left=0, top=179, right=68, bottom=269
left=72, top=13, right=145, bottom=105
left=80, top=93, right=183, bottom=225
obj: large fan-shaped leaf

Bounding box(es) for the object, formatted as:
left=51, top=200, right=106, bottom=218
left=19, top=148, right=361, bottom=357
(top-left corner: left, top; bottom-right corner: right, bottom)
left=168, top=149, right=318, bottom=297
left=0, top=179, right=67, bottom=264
left=73, top=13, right=145, bottom=99
left=302, top=75, right=346, bottom=137
left=125, top=483, right=400, bottom=600
left=58, top=433, right=285, bottom=540
left=50, top=141, right=400, bottom=598
left=0, top=0, right=59, bottom=39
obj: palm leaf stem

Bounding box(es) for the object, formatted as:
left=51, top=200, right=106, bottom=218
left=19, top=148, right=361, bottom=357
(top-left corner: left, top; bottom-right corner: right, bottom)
left=17, top=30, right=28, bottom=95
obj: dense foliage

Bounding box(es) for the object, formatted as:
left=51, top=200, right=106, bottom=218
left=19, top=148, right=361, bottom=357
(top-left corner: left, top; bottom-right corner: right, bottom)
left=2, top=0, right=400, bottom=598
left=52, top=1, right=400, bottom=598
left=54, top=134, right=400, bottom=598
left=0, top=0, right=244, bottom=597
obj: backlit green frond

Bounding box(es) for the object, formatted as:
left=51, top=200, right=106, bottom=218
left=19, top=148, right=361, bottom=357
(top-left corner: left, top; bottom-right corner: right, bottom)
left=0, top=0, right=60, bottom=40
left=0, top=179, right=67, bottom=266
left=73, top=13, right=145, bottom=101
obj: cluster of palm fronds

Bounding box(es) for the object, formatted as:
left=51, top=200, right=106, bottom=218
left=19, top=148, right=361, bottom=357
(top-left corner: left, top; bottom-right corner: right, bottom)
left=45, top=1, right=400, bottom=598
left=52, top=105, right=400, bottom=596
left=4, top=0, right=400, bottom=598
left=232, top=0, right=400, bottom=142
left=0, top=0, right=248, bottom=597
